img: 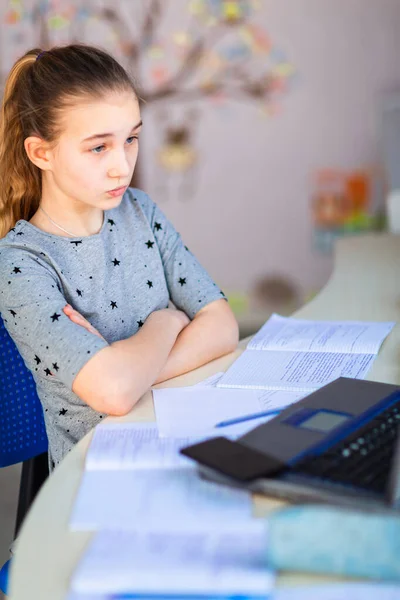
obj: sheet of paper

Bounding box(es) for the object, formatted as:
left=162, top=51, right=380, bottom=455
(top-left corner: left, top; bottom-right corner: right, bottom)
left=193, top=371, right=224, bottom=387
left=86, top=423, right=195, bottom=470
left=153, top=387, right=263, bottom=437
left=69, top=467, right=253, bottom=532
left=256, top=389, right=305, bottom=409
left=272, top=583, right=400, bottom=600
left=70, top=525, right=273, bottom=597
left=87, top=411, right=293, bottom=473
left=249, top=314, right=395, bottom=354
left=218, top=349, right=375, bottom=391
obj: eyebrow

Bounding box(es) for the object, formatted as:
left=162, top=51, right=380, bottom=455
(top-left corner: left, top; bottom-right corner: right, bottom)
left=82, top=120, right=143, bottom=143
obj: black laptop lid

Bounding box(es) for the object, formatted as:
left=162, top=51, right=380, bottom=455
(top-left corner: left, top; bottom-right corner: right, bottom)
left=238, top=378, right=400, bottom=464
left=386, top=425, right=400, bottom=506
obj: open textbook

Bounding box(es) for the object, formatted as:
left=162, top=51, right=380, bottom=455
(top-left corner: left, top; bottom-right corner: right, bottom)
left=217, top=314, right=395, bottom=392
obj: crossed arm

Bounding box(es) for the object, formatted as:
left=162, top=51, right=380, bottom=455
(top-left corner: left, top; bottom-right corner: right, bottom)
left=65, top=298, right=239, bottom=403
left=154, top=299, right=239, bottom=383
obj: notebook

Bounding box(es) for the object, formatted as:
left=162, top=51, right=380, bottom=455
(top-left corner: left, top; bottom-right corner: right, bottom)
left=217, top=314, right=395, bottom=392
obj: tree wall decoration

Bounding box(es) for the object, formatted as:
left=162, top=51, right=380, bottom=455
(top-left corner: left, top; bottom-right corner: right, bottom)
left=2, top=0, right=296, bottom=199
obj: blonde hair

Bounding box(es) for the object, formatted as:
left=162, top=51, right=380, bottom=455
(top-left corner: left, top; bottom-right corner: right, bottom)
left=0, top=44, right=138, bottom=238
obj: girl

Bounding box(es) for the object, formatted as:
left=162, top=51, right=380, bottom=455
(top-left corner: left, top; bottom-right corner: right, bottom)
left=0, top=44, right=238, bottom=470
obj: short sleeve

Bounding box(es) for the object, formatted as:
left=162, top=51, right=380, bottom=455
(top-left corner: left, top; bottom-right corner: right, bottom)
left=132, top=189, right=227, bottom=319
left=0, top=247, right=109, bottom=390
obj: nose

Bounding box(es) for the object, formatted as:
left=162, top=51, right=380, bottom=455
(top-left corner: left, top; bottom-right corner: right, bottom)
left=108, top=152, right=131, bottom=182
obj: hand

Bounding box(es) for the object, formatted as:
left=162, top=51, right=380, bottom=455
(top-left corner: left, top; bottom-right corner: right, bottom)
left=63, top=304, right=106, bottom=341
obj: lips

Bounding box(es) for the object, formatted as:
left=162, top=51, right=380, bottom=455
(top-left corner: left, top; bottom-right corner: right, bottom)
left=109, top=184, right=127, bottom=193
left=107, top=185, right=128, bottom=197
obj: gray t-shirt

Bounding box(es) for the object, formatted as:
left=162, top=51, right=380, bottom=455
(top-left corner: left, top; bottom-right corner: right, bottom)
left=0, top=188, right=225, bottom=469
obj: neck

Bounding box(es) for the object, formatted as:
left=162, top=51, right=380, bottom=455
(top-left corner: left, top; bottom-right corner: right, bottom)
left=33, top=178, right=106, bottom=237
left=30, top=203, right=104, bottom=238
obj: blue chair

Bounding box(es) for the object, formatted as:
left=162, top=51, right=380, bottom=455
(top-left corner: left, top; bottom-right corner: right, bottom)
left=0, top=315, right=49, bottom=595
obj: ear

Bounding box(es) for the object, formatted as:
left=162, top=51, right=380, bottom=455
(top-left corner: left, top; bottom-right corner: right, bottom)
left=24, top=136, right=53, bottom=171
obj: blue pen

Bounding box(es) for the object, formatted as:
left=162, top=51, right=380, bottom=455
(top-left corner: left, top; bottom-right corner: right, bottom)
left=215, top=408, right=284, bottom=428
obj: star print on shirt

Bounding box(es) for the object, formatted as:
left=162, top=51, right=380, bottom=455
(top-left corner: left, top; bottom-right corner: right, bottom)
left=16, top=231, right=24, bottom=236
left=13, top=267, right=21, bottom=274
left=59, top=408, right=68, bottom=416
left=9, top=309, right=17, bottom=317
left=44, top=368, right=53, bottom=376
left=76, top=289, right=83, bottom=296
left=146, top=280, right=153, bottom=288
left=145, top=240, right=154, bottom=249
left=70, top=241, right=82, bottom=247
left=178, top=277, right=187, bottom=286
left=108, top=219, right=115, bottom=226
left=34, top=355, right=41, bottom=365
left=137, top=320, right=144, bottom=328
left=52, top=362, right=59, bottom=371
left=51, top=312, right=61, bottom=322
left=112, top=258, right=120, bottom=266
left=110, top=301, right=118, bottom=309
left=154, top=222, right=162, bottom=231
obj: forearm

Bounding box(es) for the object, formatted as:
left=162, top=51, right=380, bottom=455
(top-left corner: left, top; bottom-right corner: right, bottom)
left=155, top=302, right=239, bottom=384
left=106, top=312, right=183, bottom=411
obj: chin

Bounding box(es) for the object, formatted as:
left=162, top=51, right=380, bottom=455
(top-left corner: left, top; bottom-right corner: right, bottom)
left=102, top=194, right=125, bottom=207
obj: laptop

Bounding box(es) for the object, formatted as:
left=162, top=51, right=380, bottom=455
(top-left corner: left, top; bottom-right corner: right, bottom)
left=181, top=378, right=400, bottom=512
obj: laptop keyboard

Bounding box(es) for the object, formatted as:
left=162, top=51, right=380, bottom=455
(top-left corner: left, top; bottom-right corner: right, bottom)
left=291, top=401, right=400, bottom=494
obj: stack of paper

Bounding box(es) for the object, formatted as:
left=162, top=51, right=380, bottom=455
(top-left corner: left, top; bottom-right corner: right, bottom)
left=69, top=525, right=273, bottom=598
left=217, top=314, right=395, bottom=392
left=85, top=422, right=194, bottom=471
left=70, top=423, right=255, bottom=532
left=67, top=582, right=400, bottom=600
left=69, top=419, right=275, bottom=598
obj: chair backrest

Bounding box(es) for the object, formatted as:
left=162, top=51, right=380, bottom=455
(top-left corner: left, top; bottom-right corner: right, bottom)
left=0, top=315, right=48, bottom=468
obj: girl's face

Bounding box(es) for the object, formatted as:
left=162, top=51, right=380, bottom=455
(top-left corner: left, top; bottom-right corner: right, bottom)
left=47, top=89, right=141, bottom=210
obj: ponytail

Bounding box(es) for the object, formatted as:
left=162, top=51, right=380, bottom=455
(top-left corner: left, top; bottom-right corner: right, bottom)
left=0, top=49, right=42, bottom=238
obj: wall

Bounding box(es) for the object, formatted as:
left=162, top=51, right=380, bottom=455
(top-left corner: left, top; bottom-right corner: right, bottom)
left=1, top=0, right=400, bottom=302
left=142, top=0, right=400, bottom=299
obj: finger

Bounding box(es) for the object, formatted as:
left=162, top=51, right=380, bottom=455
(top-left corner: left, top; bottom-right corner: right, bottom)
left=67, top=312, right=101, bottom=336
left=63, top=304, right=78, bottom=316
left=63, top=305, right=104, bottom=338
left=68, top=312, right=90, bottom=327
left=63, top=306, right=87, bottom=323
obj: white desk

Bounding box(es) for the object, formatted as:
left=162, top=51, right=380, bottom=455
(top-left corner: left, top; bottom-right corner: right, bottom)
left=9, top=233, right=400, bottom=599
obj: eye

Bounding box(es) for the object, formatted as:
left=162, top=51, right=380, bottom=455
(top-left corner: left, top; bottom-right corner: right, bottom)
left=126, top=135, right=139, bottom=145
left=91, top=144, right=105, bottom=154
